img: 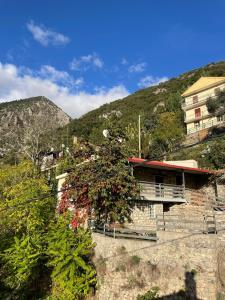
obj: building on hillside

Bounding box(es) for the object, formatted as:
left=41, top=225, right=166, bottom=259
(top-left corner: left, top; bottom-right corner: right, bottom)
left=182, top=76, right=225, bottom=135
left=56, top=158, right=225, bottom=234
left=128, top=158, right=222, bottom=231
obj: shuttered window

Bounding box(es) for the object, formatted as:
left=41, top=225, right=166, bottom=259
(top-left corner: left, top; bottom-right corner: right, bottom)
left=193, top=95, right=198, bottom=104
left=195, top=108, right=201, bottom=118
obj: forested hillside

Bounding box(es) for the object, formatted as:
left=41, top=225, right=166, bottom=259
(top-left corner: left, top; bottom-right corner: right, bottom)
left=2, top=62, right=225, bottom=168
left=65, top=61, right=225, bottom=166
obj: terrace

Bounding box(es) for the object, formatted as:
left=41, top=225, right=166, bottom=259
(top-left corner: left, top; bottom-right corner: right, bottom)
left=139, top=181, right=186, bottom=203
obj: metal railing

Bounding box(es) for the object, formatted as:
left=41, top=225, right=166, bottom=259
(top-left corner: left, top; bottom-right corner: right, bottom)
left=139, top=182, right=225, bottom=208
left=182, top=93, right=217, bottom=111
left=94, top=223, right=157, bottom=241
left=139, top=181, right=185, bottom=201
left=184, top=111, right=210, bottom=123
left=187, top=117, right=225, bottom=134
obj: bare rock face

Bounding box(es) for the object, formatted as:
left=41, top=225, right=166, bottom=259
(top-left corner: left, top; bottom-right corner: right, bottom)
left=0, top=96, right=71, bottom=158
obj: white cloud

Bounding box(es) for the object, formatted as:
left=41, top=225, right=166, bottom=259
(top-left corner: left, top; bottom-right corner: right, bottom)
left=128, top=62, right=146, bottom=73
left=38, top=65, right=83, bottom=87
left=138, top=75, right=168, bottom=88
left=70, top=53, right=104, bottom=71
left=74, top=77, right=84, bottom=87
left=0, top=62, right=128, bottom=118
left=27, top=21, right=70, bottom=47
left=121, top=58, right=128, bottom=65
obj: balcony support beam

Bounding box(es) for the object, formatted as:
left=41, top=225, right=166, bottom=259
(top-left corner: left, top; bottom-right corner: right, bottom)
left=182, top=171, right=185, bottom=189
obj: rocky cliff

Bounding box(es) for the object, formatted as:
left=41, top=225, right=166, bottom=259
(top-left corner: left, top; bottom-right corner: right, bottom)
left=0, top=96, right=71, bottom=161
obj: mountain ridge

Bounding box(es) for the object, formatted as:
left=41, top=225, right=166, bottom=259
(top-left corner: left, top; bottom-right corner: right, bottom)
left=0, top=96, right=71, bottom=162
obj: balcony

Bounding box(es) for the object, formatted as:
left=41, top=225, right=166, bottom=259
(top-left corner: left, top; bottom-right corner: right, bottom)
left=139, top=181, right=186, bottom=203
left=187, top=116, right=225, bottom=134
left=184, top=111, right=210, bottom=123
left=182, top=93, right=216, bottom=111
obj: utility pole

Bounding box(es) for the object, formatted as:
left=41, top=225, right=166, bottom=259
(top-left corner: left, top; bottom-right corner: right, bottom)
left=138, top=115, right=141, bottom=158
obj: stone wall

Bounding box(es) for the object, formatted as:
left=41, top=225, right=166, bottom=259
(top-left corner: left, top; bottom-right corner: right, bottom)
left=127, top=202, right=163, bottom=230
left=93, top=231, right=225, bottom=300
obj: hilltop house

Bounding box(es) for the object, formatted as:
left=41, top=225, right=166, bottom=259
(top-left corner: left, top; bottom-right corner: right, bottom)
left=182, top=76, right=225, bottom=135
left=56, top=158, right=225, bottom=233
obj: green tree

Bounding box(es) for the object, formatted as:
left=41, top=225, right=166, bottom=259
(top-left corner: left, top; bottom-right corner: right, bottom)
left=60, top=120, right=139, bottom=226
left=0, top=161, right=54, bottom=299
left=0, top=161, right=97, bottom=300
left=149, top=112, right=184, bottom=159
left=47, top=216, right=96, bottom=300
left=205, top=139, right=225, bottom=169
left=206, top=90, right=225, bottom=116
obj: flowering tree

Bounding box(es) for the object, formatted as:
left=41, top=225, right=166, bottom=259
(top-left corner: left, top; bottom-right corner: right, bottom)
left=59, top=123, right=139, bottom=228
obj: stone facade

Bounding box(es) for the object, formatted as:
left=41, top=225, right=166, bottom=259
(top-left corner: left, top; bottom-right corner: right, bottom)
left=93, top=230, right=225, bottom=300
left=127, top=202, right=163, bottom=230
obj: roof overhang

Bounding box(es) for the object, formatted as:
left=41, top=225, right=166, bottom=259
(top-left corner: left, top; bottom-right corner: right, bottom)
left=128, top=157, right=214, bottom=175
left=181, top=77, right=225, bottom=97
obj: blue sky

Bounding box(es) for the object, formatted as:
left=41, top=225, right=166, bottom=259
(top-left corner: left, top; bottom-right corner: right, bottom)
left=1, top=0, right=225, bottom=117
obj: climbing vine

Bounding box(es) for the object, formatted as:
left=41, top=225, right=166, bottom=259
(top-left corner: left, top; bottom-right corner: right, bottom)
left=59, top=121, right=139, bottom=228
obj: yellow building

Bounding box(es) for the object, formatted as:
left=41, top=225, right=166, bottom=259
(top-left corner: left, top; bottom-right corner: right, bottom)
left=182, top=76, right=225, bottom=134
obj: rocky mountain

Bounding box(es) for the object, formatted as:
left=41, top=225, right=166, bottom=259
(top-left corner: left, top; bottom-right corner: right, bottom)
left=0, top=96, right=71, bottom=162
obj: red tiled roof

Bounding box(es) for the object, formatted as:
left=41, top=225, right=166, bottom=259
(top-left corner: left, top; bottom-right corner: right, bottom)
left=128, top=157, right=214, bottom=174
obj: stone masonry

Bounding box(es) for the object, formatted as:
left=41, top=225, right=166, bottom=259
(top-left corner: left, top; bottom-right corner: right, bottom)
left=93, top=230, right=225, bottom=300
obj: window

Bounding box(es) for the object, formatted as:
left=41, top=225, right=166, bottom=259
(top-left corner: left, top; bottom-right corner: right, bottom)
left=149, top=203, right=155, bottom=219
left=195, top=108, right=201, bottom=118
left=214, top=87, right=220, bottom=95
left=193, top=95, right=198, bottom=104
left=194, top=121, right=200, bottom=129
left=217, top=115, right=224, bottom=122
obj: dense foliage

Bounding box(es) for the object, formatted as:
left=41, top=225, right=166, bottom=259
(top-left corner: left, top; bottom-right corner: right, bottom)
left=63, top=61, right=225, bottom=158
left=169, top=136, right=225, bottom=170
left=206, top=90, right=225, bottom=116
left=59, top=120, right=139, bottom=227
left=0, top=162, right=96, bottom=299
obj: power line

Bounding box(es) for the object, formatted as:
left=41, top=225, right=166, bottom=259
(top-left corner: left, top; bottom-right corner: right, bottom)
left=96, top=226, right=225, bottom=261
left=0, top=185, right=74, bottom=213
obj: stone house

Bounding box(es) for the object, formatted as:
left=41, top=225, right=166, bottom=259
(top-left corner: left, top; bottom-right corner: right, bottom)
left=127, top=157, right=225, bottom=232
left=182, top=76, right=225, bottom=136
left=56, top=158, right=225, bottom=233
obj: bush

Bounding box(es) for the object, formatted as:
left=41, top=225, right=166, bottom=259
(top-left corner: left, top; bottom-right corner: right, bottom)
left=126, top=275, right=145, bottom=289
left=116, top=245, right=127, bottom=256
left=95, top=255, right=107, bottom=276
left=115, top=264, right=126, bottom=272
left=129, top=255, right=141, bottom=266
left=136, top=287, right=159, bottom=300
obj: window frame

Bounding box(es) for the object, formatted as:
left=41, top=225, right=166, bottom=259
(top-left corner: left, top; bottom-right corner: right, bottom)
left=149, top=203, right=155, bottom=219
left=194, top=108, right=201, bottom=118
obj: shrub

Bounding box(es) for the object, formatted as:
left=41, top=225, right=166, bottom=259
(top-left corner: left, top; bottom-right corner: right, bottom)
left=116, top=245, right=127, bottom=256
left=95, top=255, right=107, bottom=276
left=136, top=287, right=159, bottom=300
left=191, top=269, right=197, bottom=276
left=115, top=264, right=126, bottom=272
left=126, top=275, right=145, bottom=289
left=130, top=255, right=141, bottom=266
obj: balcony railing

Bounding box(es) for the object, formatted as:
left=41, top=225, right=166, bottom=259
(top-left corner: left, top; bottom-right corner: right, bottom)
left=184, top=111, right=210, bottom=123
left=139, top=182, right=225, bottom=208
left=139, top=181, right=185, bottom=202
left=182, top=93, right=216, bottom=111
left=187, top=117, right=225, bottom=134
